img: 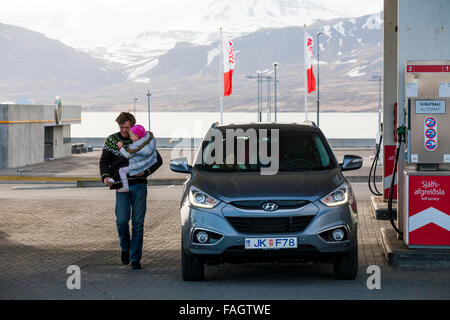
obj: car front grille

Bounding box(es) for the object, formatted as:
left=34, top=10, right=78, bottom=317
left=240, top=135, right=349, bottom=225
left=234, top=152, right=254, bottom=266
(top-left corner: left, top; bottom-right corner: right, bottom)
left=230, top=200, right=309, bottom=210
left=226, top=215, right=315, bottom=234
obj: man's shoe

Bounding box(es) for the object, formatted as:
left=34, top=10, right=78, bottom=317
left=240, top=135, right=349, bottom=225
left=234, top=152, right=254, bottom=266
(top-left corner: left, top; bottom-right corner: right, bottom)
left=121, top=251, right=130, bottom=265
left=131, top=261, right=141, bottom=270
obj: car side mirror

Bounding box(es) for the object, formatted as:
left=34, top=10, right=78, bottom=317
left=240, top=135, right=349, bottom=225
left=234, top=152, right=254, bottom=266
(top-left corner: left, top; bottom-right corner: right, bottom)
left=340, top=155, right=363, bottom=171
left=170, top=157, right=192, bottom=174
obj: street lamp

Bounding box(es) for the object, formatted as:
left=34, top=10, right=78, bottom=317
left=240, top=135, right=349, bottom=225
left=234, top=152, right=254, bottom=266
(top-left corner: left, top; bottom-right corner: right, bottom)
left=316, top=32, right=323, bottom=127
left=247, top=73, right=262, bottom=122
left=266, top=76, right=272, bottom=122
left=273, top=62, right=278, bottom=122
left=146, top=90, right=152, bottom=131
left=133, top=97, right=138, bottom=116
left=247, top=72, right=273, bottom=122
left=258, top=71, right=262, bottom=122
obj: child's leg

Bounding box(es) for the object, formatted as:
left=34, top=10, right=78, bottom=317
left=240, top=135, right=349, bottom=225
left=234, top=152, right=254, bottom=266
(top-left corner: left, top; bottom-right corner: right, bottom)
left=118, top=166, right=130, bottom=191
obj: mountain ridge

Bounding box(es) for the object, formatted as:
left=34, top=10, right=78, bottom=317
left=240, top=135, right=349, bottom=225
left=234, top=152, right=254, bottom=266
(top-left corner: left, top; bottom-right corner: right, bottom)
left=0, top=11, right=382, bottom=113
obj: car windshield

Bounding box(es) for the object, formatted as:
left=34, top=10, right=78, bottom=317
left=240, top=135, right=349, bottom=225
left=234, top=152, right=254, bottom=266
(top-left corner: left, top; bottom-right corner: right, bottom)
left=195, top=129, right=333, bottom=172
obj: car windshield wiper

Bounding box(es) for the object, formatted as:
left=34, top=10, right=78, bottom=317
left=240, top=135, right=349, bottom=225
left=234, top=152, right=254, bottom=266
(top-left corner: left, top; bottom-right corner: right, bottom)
left=279, top=167, right=329, bottom=172
left=199, top=167, right=241, bottom=172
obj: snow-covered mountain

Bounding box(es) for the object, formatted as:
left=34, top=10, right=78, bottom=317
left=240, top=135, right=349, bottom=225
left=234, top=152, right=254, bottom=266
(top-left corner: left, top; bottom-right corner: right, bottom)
left=87, top=0, right=348, bottom=65
left=78, top=12, right=383, bottom=113
left=125, top=12, right=382, bottom=83
left=0, top=11, right=383, bottom=113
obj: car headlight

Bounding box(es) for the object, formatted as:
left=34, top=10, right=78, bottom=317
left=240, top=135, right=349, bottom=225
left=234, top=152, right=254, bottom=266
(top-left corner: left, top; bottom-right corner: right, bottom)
left=188, top=186, right=220, bottom=209
left=320, top=183, right=349, bottom=207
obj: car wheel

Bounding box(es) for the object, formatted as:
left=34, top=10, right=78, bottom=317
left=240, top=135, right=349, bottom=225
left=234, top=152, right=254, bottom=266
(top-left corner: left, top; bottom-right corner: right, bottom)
left=181, top=244, right=204, bottom=281
left=333, top=240, right=358, bottom=280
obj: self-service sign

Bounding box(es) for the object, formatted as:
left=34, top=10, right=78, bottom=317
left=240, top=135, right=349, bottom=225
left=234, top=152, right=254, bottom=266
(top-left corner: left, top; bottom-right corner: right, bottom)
left=424, top=116, right=438, bottom=151
left=406, top=175, right=450, bottom=246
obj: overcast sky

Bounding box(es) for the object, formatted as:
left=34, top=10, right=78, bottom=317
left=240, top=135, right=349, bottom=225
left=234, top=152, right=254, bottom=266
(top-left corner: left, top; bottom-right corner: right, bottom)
left=0, top=0, right=383, bottom=18
left=314, top=0, right=382, bottom=15
left=0, top=0, right=383, bottom=48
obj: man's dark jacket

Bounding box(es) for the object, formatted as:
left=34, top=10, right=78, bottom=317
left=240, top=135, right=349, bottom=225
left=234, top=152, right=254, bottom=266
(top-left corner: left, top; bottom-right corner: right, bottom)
left=99, top=132, right=162, bottom=189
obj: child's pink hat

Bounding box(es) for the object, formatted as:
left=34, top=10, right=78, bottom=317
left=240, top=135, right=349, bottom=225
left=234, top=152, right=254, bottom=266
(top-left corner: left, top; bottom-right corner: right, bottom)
left=130, top=125, right=146, bottom=139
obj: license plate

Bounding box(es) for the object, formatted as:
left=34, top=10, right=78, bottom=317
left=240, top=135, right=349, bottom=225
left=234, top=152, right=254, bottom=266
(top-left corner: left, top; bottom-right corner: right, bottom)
left=244, top=237, right=298, bottom=250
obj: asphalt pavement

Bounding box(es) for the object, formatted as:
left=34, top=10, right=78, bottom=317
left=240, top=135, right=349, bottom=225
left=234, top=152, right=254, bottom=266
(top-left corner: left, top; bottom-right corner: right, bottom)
left=0, top=183, right=449, bottom=300
left=3, top=147, right=446, bottom=301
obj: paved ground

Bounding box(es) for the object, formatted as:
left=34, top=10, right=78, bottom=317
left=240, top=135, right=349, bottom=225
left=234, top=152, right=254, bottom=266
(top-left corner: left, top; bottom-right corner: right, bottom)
left=0, top=183, right=449, bottom=300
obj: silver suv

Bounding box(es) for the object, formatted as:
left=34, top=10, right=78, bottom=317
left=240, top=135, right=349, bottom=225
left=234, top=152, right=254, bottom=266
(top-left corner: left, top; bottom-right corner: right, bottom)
left=170, top=122, right=362, bottom=280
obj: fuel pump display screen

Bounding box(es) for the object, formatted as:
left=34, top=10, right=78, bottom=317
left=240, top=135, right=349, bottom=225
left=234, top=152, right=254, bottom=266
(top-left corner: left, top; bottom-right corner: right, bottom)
left=415, top=100, right=446, bottom=114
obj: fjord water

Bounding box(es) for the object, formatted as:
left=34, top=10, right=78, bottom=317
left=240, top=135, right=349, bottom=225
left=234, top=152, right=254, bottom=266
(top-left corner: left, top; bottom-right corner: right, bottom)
left=71, top=112, right=379, bottom=139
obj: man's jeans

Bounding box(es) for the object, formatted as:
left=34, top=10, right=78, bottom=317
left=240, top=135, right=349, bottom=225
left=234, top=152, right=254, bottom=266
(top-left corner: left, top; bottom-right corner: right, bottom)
left=115, top=183, right=148, bottom=263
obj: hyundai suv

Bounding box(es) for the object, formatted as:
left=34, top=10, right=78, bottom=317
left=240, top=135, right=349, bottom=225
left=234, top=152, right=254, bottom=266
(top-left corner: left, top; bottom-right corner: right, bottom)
left=170, top=122, right=362, bottom=280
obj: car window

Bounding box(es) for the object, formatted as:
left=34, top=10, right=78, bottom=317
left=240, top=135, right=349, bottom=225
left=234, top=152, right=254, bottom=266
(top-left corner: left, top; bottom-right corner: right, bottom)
left=196, top=129, right=333, bottom=172
left=276, top=132, right=331, bottom=171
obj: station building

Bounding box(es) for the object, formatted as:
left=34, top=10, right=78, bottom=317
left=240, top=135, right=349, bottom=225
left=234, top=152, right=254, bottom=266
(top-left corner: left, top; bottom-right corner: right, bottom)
left=0, top=104, right=81, bottom=168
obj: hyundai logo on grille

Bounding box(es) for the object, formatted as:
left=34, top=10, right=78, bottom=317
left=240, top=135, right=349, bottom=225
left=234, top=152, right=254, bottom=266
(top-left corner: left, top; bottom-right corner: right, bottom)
left=262, top=202, right=278, bottom=211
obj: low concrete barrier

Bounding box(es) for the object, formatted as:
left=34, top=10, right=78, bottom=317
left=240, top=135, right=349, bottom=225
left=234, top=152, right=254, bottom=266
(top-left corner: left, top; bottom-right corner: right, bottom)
left=76, top=178, right=187, bottom=187
left=71, top=137, right=376, bottom=149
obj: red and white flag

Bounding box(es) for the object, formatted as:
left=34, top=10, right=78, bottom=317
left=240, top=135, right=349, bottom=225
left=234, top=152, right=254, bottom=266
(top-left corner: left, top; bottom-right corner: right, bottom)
left=223, top=37, right=235, bottom=96
left=304, top=31, right=316, bottom=94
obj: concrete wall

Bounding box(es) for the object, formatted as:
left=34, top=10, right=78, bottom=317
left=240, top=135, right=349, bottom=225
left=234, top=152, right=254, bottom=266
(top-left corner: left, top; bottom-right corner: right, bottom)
left=0, top=105, right=8, bottom=168
left=62, top=105, right=81, bottom=122
left=1, top=104, right=81, bottom=168
left=7, top=105, right=44, bottom=168
left=52, top=125, right=72, bottom=159
left=71, top=137, right=376, bottom=150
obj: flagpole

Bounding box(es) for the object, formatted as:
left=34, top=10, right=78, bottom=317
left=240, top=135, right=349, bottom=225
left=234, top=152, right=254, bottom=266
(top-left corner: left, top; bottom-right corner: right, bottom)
left=219, top=27, right=224, bottom=124
left=303, top=26, right=308, bottom=121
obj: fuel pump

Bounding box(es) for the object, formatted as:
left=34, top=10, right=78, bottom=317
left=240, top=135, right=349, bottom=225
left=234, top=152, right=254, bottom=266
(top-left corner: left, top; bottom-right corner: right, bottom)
left=397, top=61, right=450, bottom=247
left=387, top=125, right=405, bottom=236
left=369, top=123, right=383, bottom=197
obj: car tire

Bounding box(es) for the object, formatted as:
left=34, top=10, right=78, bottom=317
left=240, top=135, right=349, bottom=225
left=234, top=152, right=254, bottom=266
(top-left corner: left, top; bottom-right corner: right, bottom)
left=333, top=240, right=358, bottom=280
left=181, top=245, right=204, bottom=281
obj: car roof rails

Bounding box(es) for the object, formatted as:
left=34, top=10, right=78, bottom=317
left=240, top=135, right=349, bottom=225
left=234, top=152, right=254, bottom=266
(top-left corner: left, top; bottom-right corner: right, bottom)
left=210, top=121, right=219, bottom=129
left=302, top=120, right=318, bottom=128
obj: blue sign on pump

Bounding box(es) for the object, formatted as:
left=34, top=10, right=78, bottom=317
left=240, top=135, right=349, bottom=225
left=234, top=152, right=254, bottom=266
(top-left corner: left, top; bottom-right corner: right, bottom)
left=425, top=117, right=436, bottom=127
left=425, top=128, right=436, bottom=139
left=425, top=139, right=437, bottom=151
left=424, top=116, right=438, bottom=152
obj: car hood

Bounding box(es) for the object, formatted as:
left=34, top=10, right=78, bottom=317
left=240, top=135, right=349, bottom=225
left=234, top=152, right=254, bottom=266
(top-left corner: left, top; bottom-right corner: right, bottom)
left=190, top=168, right=346, bottom=203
